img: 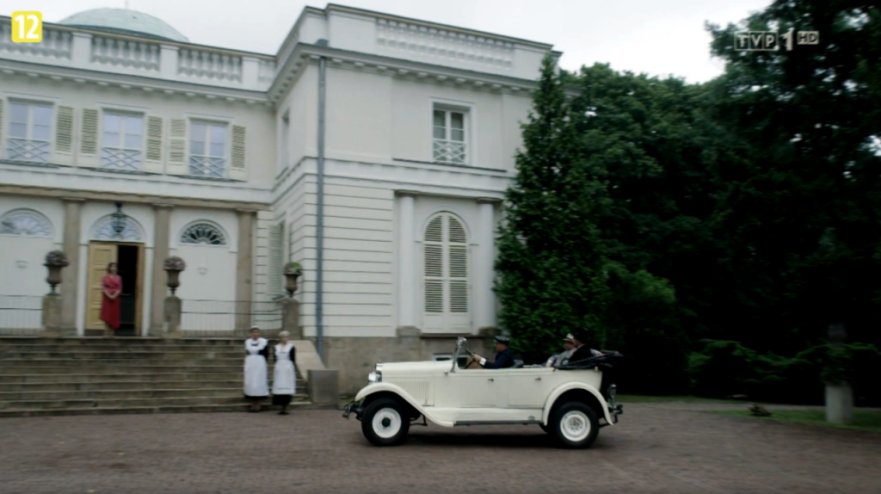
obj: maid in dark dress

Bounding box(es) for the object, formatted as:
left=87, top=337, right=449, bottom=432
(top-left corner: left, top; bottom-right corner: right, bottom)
left=243, top=326, right=269, bottom=412
left=271, top=330, right=297, bottom=415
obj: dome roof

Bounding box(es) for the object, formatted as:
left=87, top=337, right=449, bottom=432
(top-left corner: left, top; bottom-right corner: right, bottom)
left=59, top=8, right=188, bottom=42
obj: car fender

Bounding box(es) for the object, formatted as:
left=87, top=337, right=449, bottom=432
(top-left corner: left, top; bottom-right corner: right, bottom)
left=354, top=383, right=428, bottom=415
left=541, top=382, right=613, bottom=425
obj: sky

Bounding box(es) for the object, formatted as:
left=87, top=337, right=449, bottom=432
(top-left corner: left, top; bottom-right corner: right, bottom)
left=18, top=0, right=772, bottom=82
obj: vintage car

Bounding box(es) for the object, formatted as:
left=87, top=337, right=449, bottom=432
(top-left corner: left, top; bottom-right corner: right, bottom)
left=343, top=337, right=622, bottom=448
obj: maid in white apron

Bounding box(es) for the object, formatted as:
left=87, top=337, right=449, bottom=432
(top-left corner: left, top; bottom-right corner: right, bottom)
left=243, top=326, right=269, bottom=412
left=271, top=330, right=297, bottom=415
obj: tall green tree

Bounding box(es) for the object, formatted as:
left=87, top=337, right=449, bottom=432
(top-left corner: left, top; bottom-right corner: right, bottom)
left=706, top=0, right=881, bottom=349
left=495, top=56, right=609, bottom=363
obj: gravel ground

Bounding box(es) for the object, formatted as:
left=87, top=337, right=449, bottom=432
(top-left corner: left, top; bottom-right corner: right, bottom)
left=0, top=403, right=879, bottom=494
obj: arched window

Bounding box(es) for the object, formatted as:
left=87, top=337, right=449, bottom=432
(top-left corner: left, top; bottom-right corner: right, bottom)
left=0, top=208, right=52, bottom=237
left=180, top=222, right=226, bottom=246
left=91, top=214, right=145, bottom=241
left=423, top=212, right=469, bottom=331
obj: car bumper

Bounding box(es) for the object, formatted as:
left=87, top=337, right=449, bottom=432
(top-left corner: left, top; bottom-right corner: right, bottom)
left=342, top=401, right=362, bottom=420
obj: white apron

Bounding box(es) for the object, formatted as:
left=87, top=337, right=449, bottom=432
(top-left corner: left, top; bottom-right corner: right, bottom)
left=272, top=342, right=296, bottom=396
left=243, top=337, right=269, bottom=397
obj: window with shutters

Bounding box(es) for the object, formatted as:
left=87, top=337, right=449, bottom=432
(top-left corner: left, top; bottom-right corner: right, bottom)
left=432, top=106, right=468, bottom=165
left=101, top=110, right=144, bottom=171
left=189, top=120, right=227, bottom=178
left=423, top=212, right=470, bottom=330
left=6, top=100, right=53, bottom=163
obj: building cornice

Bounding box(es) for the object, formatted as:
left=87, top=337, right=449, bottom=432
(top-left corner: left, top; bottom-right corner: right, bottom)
left=268, top=43, right=540, bottom=104
left=0, top=183, right=270, bottom=211
left=324, top=4, right=554, bottom=51
left=0, top=58, right=272, bottom=106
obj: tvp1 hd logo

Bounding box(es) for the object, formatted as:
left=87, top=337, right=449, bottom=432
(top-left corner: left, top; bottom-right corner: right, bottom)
left=734, top=29, right=819, bottom=52
left=10, top=11, right=43, bottom=43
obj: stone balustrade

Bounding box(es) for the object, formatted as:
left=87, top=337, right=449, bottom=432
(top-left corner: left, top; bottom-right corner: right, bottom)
left=91, top=35, right=160, bottom=71
left=0, top=21, right=72, bottom=60
left=0, top=17, right=274, bottom=91
left=177, top=48, right=243, bottom=83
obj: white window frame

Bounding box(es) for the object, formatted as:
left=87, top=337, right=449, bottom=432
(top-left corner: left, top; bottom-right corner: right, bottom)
left=188, top=119, right=229, bottom=178
left=6, top=99, right=53, bottom=163
left=432, top=104, right=470, bottom=165
left=100, top=109, right=144, bottom=171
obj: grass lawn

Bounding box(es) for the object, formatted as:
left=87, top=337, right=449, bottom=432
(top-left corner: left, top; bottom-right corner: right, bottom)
left=719, top=409, right=881, bottom=433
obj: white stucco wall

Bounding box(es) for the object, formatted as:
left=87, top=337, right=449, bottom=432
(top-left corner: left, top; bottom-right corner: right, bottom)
left=0, top=197, right=63, bottom=329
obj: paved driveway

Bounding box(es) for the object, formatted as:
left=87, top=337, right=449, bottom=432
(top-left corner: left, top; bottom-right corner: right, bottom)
left=0, top=403, right=879, bottom=494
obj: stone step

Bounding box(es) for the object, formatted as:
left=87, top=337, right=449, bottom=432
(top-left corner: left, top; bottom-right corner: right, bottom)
left=0, top=379, right=240, bottom=391
left=0, top=351, right=247, bottom=359
left=0, top=401, right=316, bottom=418
left=0, top=359, right=246, bottom=368
left=0, top=387, right=244, bottom=401
left=0, top=394, right=311, bottom=410
left=0, top=371, right=243, bottom=381
left=0, top=378, right=307, bottom=391
left=0, top=338, right=246, bottom=347
left=0, top=388, right=310, bottom=401
left=2, top=361, right=242, bottom=374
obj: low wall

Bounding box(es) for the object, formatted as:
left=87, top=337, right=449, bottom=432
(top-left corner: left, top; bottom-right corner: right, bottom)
left=321, top=328, right=498, bottom=394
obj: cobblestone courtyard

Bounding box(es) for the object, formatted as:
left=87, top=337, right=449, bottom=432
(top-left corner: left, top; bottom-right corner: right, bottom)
left=1, top=403, right=879, bottom=494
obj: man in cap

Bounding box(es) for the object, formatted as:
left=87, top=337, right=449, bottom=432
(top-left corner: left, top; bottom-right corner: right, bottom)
left=567, top=330, right=604, bottom=364
left=545, top=333, right=577, bottom=367
left=472, top=335, right=515, bottom=369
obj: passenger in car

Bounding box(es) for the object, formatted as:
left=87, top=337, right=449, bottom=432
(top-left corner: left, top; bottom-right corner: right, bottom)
left=545, top=333, right=576, bottom=367
left=567, top=330, right=604, bottom=364
left=471, top=335, right=515, bottom=369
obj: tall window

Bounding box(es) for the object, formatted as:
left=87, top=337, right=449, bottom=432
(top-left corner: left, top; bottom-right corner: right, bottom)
left=101, top=110, right=143, bottom=171
left=7, top=100, right=52, bottom=163
left=189, top=120, right=227, bottom=178
left=424, top=213, right=470, bottom=330
left=432, top=108, right=467, bottom=164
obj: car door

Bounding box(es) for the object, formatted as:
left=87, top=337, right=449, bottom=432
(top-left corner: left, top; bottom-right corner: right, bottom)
left=440, top=369, right=498, bottom=408
left=498, top=367, right=551, bottom=409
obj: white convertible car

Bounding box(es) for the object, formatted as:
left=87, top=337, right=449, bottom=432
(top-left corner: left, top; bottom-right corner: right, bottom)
left=343, top=337, right=622, bottom=448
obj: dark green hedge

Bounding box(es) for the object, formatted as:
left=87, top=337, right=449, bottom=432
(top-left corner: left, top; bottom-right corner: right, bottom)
left=687, top=340, right=881, bottom=405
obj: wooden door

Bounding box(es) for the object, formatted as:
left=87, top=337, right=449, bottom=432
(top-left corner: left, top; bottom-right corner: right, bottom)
left=86, top=243, right=117, bottom=329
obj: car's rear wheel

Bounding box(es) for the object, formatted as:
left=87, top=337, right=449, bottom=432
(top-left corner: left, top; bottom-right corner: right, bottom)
left=550, top=401, right=599, bottom=448
left=361, top=397, right=410, bottom=446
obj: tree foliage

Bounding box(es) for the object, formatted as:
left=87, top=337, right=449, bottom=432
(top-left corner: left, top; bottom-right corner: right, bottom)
left=496, top=0, right=881, bottom=397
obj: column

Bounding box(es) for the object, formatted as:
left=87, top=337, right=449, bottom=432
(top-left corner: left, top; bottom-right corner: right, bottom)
left=397, top=192, right=417, bottom=329
left=150, top=204, right=173, bottom=334
left=60, top=198, right=84, bottom=333
left=236, top=210, right=256, bottom=331
left=475, top=198, right=498, bottom=330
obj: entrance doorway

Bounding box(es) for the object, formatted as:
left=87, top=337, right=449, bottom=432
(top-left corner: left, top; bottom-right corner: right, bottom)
left=85, top=242, right=144, bottom=336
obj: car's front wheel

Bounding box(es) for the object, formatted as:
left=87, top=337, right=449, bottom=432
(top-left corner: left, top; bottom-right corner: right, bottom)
left=550, top=401, right=599, bottom=448
left=361, top=397, right=410, bottom=446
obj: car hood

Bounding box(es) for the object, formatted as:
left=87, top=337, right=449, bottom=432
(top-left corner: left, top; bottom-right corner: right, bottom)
left=377, top=360, right=451, bottom=377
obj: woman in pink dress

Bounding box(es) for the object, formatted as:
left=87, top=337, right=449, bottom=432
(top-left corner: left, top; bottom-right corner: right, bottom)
left=100, top=262, right=122, bottom=336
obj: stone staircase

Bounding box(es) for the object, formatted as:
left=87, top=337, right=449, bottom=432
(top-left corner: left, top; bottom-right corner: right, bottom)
left=0, top=337, right=310, bottom=417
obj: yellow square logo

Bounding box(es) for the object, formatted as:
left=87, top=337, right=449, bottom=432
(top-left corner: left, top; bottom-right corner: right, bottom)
left=11, top=11, right=43, bottom=43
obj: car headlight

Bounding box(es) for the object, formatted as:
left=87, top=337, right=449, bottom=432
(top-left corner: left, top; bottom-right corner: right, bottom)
left=368, top=370, right=382, bottom=383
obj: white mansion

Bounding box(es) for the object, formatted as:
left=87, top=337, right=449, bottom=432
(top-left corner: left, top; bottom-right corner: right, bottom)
left=0, top=4, right=554, bottom=385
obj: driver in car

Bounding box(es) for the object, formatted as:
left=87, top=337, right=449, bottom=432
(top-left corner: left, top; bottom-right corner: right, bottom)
left=471, top=335, right=515, bottom=369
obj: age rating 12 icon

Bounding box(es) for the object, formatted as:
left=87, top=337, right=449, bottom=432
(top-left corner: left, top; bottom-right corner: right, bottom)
left=11, top=11, right=43, bottom=43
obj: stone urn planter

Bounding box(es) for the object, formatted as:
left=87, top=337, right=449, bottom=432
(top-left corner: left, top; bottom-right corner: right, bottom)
left=44, top=250, right=69, bottom=294
left=163, top=256, right=186, bottom=295
left=283, top=261, right=302, bottom=297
